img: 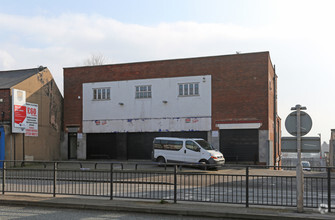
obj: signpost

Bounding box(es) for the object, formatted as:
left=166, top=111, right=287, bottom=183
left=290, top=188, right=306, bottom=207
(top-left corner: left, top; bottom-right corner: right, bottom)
left=11, top=89, right=39, bottom=167
left=285, top=104, right=311, bottom=213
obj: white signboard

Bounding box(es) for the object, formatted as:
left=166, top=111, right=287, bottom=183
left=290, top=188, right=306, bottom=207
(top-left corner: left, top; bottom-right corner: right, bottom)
left=12, top=89, right=26, bottom=133
left=25, top=102, right=38, bottom=137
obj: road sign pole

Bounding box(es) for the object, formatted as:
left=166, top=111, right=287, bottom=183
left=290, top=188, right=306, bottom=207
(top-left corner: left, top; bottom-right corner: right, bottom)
left=286, top=104, right=311, bottom=213
left=295, top=104, right=304, bottom=213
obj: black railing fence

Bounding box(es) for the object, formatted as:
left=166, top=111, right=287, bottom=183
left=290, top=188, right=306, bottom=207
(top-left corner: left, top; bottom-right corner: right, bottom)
left=0, top=161, right=334, bottom=212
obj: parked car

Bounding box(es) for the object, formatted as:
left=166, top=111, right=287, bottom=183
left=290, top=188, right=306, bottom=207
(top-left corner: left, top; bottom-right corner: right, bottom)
left=302, top=161, right=311, bottom=171
left=152, top=137, right=225, bottom=168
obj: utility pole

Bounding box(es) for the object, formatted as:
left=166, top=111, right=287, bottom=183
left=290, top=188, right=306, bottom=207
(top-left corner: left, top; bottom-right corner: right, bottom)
left=291, top=104, right=306, bottom=213
left=330, top=130, right=335, bottom=167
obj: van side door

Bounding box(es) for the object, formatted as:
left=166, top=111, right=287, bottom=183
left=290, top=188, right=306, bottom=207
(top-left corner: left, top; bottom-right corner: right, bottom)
left=184, top=140, right=202, bottom=163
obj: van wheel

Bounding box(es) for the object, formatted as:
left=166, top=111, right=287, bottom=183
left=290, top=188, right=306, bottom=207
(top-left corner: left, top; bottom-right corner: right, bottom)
left=199, top=159, right=208, bottom=170
left=157, top=157, right=166, bottom=166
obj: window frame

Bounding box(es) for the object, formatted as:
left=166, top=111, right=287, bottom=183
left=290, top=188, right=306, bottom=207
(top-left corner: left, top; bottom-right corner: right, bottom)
left=178, top=82, right=200, bottom=97
left=92, top=87, right=111, bottom=101
left=135, top=85, right=152, bottom=99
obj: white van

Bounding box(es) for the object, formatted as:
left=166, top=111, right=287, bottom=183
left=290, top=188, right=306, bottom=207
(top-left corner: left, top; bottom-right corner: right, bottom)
left=152, top=137, right=225, bottom=166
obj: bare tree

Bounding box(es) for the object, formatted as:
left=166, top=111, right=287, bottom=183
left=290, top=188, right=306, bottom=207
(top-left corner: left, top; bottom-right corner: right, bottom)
left=83, top=53, right=107, bottom=66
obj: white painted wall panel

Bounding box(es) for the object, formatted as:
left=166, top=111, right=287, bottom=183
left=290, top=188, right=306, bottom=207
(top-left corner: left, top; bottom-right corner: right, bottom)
left=83, top=75, right=211, bottom=133
left=83, top=117, right=211, bottom=133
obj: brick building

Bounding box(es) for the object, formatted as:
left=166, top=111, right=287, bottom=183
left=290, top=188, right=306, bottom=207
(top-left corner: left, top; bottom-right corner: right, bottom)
left=63, top=51, right=281, bottom=165
left=0, top=67, right=63, bottom=162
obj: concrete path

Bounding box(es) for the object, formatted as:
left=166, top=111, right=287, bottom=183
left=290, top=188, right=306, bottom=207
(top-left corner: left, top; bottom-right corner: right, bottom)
left=0, top=194, right=334, bottom=220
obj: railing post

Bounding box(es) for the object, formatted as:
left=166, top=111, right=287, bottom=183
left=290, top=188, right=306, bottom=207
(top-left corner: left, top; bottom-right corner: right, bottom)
left=327, top=167, right=331, bottom=213
left=110, top=163, right=113, bottom=200
left=174, top=165, right=177, bottom=203
left=2, top=161, right=5, bottom=195
left=246, top=166, right=249, bottom=208
left=53, top=162, right=57, bottom=197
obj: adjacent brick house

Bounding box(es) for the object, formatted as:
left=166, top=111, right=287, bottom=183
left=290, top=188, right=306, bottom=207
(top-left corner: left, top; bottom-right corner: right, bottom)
left=63, top=52, right=281, bottom=165
left=0, top=67, right=63, bottom=162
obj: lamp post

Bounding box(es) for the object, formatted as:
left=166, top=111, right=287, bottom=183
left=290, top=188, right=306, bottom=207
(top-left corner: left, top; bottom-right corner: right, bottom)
left=318, top=133, right=322, bottom=159
left=291, top=104, right=306, bottom=213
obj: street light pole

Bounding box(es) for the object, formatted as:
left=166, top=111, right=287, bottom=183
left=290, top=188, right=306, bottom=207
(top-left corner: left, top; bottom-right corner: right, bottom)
left=318, top=133, right=322, bottom=159
left=291, top=104, right=306, bottom=213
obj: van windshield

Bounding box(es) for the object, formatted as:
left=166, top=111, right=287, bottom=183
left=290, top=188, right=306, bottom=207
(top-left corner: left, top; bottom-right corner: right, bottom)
left=195, top=140, right=214, bottom=150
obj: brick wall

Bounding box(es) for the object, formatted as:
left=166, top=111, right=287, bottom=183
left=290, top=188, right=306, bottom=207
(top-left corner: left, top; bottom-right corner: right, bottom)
left=13, top=68, right=63, bottom=160
left=64, top=52, right=273, bottom=132
left=0, top=89, right=11, bottom=122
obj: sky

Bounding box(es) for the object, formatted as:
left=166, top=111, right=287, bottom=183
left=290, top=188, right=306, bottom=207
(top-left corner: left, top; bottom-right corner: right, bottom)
left=0, top=0, right=334, bottom=143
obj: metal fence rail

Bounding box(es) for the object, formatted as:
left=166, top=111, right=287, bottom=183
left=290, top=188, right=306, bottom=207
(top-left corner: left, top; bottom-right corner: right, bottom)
left=248, top=175, right=296, bottom=206
left=177, top=173, right=246, bottom=204
left=0, top=161, right=334, bottom=212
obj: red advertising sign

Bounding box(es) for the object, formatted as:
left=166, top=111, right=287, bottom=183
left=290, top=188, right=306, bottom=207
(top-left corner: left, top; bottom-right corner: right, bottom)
left=14, top=105, right=27, bottom=126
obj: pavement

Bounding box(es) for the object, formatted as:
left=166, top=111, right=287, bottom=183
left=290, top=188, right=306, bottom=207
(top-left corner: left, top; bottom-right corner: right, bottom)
left=0, top=193, right=334, bottom=219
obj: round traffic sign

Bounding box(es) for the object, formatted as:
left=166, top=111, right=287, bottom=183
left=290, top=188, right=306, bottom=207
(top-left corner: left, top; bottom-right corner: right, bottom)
left=285, top=111, right=312, bottom=136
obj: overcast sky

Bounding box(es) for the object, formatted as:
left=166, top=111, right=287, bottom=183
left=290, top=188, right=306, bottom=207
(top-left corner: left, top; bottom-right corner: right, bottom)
left=0, top=0, right=334, bottom=143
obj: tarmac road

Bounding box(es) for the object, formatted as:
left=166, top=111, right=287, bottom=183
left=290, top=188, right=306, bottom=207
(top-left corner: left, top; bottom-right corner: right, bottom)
left=0, top=194, right=334, bottom=220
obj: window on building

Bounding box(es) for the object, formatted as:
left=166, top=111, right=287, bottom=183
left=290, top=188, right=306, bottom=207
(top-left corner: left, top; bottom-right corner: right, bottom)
left=178, top=83, right=199, bottom=96
left=93, top=88, right=110, bottom=100
left=135, top=85, right=152, bottom=99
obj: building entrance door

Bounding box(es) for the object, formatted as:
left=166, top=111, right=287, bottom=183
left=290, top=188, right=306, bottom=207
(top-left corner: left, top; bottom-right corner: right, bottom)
left=68, top=133, right=77, bottom=159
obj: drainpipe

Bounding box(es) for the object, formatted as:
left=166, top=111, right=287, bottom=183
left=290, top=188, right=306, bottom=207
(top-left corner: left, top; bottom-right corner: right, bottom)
left=22, top=134, right=25, bottom=164
left=14, top=134, right=16, bottom=167
left=273, top=65, right=277, bottom=168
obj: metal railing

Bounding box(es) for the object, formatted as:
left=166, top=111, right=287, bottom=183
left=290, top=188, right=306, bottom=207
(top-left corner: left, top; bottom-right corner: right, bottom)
left=0, top=161, right=334, bottom=212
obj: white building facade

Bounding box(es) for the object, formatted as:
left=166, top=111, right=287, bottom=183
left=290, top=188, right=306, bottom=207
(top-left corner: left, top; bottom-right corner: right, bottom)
left=80, top=75, right=212, bottom=160
left=83, top=75, right=211, bottom=133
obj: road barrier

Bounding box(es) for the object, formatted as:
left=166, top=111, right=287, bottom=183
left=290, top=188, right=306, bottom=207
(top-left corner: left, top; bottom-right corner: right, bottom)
left=0, top=161, right=334, bottom=212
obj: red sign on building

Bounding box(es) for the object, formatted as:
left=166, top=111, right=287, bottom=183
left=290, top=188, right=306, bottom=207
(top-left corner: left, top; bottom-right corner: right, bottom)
left=14, top=105, right=27, bottom=126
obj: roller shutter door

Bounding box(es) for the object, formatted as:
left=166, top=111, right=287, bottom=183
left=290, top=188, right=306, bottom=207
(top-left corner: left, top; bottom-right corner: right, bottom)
left=220, top=129, right=258, bottom=163
left=87, top=133, right=117, bottom=159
